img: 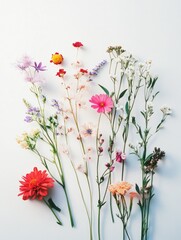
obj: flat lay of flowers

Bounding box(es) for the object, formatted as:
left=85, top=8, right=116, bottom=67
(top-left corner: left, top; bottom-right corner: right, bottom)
left=16, top=42, right=171, bottom=240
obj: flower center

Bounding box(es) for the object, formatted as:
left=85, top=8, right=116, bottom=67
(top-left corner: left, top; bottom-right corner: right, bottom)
left=100, top=102, right=105, bottom=107
left=30, top=178, right=37, bottom=186
left=86, top=129, right=92, bottom=135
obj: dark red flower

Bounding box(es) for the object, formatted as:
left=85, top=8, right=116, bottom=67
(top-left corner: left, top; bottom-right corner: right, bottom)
left=56, top=69, right=66, bottom=77
left=18, top=167, right=54, bottom=200
left=80, top=69, right=88, bottom=74
left=72, top=42, right=83, bottom=48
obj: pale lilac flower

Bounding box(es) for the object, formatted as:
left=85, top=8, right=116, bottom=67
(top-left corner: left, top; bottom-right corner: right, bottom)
left=51, top=99, right=62, bottom=114
left=17, top=56, right=32, bottom=70
left=89, top=60, right=107, bottom=76
left=24, top=73, right=43, bottom=83
left=24, top=116, right=32, bottom=123
left=27, top=107, right=40, bottom=117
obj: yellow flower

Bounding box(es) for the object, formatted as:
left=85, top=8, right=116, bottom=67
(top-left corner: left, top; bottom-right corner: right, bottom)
left=50, top=52, right=64, bottom=65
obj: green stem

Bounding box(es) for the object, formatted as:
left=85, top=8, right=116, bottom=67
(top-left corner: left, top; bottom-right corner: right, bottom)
left=43, top=199, right=63, bottom=226
left=63, top=185, right=74, bottom=227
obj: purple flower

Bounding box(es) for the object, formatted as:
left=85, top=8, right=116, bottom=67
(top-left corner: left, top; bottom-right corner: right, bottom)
left=51, top=99, right=62, bottom=114
left=27, top=107, right=40, bottom=117
left=89, top=60, right=107, bottom=76
left=32, top=62, right=46, bottom=72
left=24, top=116, right=32, bottom=123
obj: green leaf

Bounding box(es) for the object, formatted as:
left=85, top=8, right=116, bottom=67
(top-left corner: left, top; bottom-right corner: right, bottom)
left=151, top=77, right=158, bottom=88
left=125, top=102, right=129, bottom=115
left=98, top=84, right=109, bottom=96
left=135, top=184, right=140, bottom=194
left=140, top=111, right=145, bottom=118
left=119, top=89, right=127, bottom=99
left=147, top=77, right=152, bottom=88
left=144, top=153, right=153, bottom=164
left=132, top=116, right=136, bottom=125
left=138, top=126, right=143, bottom=139
left=48, top=198, right=61, bottom=212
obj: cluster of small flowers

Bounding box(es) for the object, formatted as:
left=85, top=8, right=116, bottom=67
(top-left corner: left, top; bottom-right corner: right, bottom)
left=51, top=99, right=62, bottom=114
left=106, top=45, right=125, bottom=55
left=89, top=60, right=107, bottom=76
left=17, top=56, right=46, bottom=83
left=17, top=129, right=40, bottom=149
left=109, top=181, right=133, bottom=196
left=24, top=106, right=40, bottom=123
left=160, top=106, right=172, bottom=115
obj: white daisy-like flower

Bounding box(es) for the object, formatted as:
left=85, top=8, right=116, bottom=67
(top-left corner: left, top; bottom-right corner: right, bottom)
left=81, top=122, right=96, bottom=138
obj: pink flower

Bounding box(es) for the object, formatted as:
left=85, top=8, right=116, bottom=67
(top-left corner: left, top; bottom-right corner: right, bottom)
left=89, top=94, right=114, bottom=113
left=17, top=55, right=32, bottom=70
left=72, top=42, right=83, bottom=48
left=116, top=151, right=126, bottom=163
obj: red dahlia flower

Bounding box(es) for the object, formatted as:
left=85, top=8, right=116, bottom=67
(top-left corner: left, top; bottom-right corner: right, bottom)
left=72, top=42, right=83, bottom=48
left=18, top=167, right=54, bottom=200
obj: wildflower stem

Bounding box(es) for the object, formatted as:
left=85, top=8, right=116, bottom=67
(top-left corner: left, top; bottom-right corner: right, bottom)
left=43, top=199, right=63, bottom=226
left=63, top=83, right=93, bottom=238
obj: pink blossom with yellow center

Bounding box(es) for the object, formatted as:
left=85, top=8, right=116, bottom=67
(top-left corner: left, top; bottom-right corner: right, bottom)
left=89, top=94, right=114, bottom=113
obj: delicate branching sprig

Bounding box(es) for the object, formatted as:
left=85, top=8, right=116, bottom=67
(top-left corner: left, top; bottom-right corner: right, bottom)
left=130, top=68, right=171, bottom=240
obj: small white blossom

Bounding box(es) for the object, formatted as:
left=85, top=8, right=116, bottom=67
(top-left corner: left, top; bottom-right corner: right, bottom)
left=160, top=106, right=172, bottom=115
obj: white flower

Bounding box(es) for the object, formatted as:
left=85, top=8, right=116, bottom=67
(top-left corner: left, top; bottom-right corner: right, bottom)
left=59, top=144, right=69, bottom=156
left=81, top=123, right=96, bottom=138
left=29, top=129, right=40, bottom=138
left=147, top=101, right=154, bottom=116
left=160, top=106, right=172, bottom=115
left=16, top=133, right=29, bottom=149
left=76, top=162, right=86, bottom=174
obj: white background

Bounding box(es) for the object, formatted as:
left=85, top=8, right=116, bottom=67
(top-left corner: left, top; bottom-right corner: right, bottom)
left=0, top=0, right=180, bottom=239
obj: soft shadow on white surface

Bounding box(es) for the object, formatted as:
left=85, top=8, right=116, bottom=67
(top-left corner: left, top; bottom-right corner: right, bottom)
left=0, top=0, right=181, bottom=239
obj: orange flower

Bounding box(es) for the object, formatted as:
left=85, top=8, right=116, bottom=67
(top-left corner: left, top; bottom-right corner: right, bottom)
left=109, top=181, right=132, bottom=196
left=108, top=184, right=118, bottom=196
left=129, top=191, right=138, bottom=200
left=50, top=52, right=64, bottom=64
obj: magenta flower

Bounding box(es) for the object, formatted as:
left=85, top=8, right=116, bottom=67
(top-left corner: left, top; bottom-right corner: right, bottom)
left=89, top=94, right=113, bottom=113
left=116, top=151, right=126, bottom=163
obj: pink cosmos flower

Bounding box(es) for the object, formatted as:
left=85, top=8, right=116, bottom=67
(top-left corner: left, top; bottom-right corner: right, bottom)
left=89, top=94, right=113, bottom=113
